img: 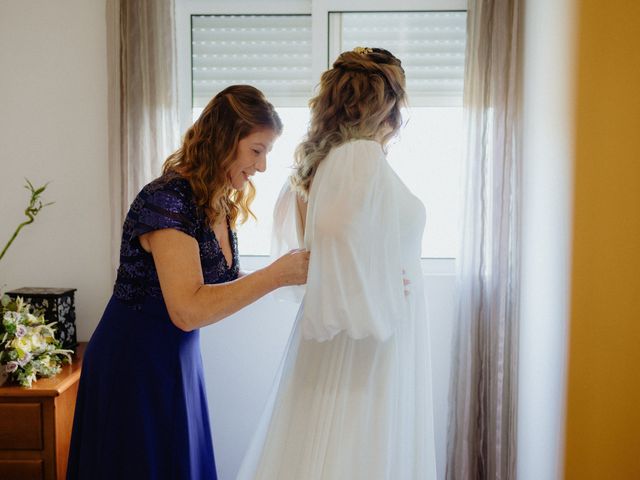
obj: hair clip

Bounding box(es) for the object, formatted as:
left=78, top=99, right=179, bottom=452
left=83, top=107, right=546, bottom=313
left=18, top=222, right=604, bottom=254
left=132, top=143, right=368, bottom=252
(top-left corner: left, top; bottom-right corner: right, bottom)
left=353, top=46, right=373, bottom=55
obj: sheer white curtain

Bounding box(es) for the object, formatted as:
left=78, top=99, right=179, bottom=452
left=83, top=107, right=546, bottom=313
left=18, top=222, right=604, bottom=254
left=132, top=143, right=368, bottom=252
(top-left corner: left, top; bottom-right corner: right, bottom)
left=106, top=0, right=180, bottom=273
left=447, top=1, right=522, bottom=479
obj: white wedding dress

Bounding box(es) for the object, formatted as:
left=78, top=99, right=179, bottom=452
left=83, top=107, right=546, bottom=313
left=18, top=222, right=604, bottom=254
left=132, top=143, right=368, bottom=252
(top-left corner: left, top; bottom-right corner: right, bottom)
left=237, top=139, right=437, bottom=480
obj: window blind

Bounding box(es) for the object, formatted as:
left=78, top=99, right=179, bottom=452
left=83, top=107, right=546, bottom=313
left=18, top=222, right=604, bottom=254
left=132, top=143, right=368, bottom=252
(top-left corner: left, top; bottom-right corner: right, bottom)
left=332, top=11, right=467, bottom=105
left=191, top=15, right=313, bottom=108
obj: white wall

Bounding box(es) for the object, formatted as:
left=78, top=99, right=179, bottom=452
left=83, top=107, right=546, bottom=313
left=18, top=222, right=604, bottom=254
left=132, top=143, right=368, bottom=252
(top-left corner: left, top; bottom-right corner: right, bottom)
left=202, top=261, right=457, bottom=480
left=518, top=0, right=575, bottom=479
left=0, top=0, right=111, bottom=341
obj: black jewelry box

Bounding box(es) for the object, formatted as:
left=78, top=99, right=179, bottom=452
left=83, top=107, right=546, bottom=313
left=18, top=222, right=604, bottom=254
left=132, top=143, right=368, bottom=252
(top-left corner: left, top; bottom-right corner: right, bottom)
left=5, top=287, right=78, bottom=350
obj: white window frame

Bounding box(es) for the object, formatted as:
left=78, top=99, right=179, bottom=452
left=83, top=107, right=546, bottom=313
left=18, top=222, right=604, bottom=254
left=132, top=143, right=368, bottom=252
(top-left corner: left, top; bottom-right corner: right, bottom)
left=176, top=0, right=313, bottom=134
left=312, top=0, right=466, bottom=88
left=175, top=0, right=464, bottom=274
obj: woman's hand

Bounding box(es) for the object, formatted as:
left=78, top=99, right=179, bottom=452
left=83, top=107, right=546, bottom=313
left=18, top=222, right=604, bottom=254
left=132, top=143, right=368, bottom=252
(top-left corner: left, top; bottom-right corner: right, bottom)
left=266, top=249, right=310, bottom=287
left=143, top=230, right=308, bottom=331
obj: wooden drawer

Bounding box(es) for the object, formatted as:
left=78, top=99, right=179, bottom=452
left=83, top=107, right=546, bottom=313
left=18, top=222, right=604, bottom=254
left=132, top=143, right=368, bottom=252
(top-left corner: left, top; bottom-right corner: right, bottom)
left=0, top=459, right=44, bottom=480
left=0, top=343, right=85, bottom=479
left=0, top=403, right=43, bottom=450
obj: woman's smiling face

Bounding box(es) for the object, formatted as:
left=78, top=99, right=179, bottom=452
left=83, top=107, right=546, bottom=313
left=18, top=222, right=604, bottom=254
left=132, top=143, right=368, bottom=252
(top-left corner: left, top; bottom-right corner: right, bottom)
left=228, top=128, right=279, bottom=190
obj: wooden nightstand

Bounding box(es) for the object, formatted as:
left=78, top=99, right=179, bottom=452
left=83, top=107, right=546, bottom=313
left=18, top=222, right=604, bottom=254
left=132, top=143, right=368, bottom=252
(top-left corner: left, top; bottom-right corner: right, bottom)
left=0, top=343, right=85, bottom=480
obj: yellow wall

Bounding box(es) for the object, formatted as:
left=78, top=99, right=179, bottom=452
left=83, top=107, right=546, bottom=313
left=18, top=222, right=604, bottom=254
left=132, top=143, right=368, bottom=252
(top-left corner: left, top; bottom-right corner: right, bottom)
left=565, top=1, right=640, bottom=478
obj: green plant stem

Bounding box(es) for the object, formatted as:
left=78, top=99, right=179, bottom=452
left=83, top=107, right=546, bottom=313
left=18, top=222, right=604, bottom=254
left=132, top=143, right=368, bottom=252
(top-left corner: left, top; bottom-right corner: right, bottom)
left=0, top=217, right=35, bottom=262
left=0, top=179, right=52, bottom=263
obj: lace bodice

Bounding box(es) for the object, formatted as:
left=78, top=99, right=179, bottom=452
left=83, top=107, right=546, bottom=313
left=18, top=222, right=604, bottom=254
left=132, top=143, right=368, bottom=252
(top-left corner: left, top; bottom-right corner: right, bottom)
left=113, top=176, right=239, bottom=308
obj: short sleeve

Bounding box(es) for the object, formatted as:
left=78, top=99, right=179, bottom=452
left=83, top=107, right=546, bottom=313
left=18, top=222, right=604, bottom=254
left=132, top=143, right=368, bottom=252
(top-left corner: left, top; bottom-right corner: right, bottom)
left=130, top=181, right=198, bottom=241
left=301, top=140, right=406, bottom=342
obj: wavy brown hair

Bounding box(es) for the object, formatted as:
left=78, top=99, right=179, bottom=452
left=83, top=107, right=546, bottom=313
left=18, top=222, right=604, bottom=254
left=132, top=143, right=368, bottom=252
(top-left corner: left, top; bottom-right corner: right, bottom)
left=291, top=47, right=406, bottom=198
left=162, top=85, right=282, bottom=228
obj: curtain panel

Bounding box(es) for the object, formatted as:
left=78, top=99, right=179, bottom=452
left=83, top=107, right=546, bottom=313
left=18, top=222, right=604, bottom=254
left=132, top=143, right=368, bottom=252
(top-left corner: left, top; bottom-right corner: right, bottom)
left=107, top=0, right=180, bottom=275
left=447, top=0, right=522, bottom=479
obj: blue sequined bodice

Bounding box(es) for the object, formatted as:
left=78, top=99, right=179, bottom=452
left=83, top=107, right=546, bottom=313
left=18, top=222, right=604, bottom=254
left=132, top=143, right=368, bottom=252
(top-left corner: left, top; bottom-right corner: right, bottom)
left=113, top=176, right=239, bottom=308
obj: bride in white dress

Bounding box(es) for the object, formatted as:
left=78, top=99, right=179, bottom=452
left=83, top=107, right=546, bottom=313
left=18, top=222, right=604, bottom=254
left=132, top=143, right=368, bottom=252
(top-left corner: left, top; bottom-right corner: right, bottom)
left=237, top=47, right=437, bottom=480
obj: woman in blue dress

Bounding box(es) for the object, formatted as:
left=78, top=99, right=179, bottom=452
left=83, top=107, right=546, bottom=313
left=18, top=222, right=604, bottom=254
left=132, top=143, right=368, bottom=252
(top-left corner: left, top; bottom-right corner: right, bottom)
left=67, top=85, right=310, bottom=480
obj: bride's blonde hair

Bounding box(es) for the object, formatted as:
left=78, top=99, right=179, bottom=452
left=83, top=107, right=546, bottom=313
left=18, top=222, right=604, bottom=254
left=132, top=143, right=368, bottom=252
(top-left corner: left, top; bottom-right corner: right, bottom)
left=291, top=47, right=406, bottom=199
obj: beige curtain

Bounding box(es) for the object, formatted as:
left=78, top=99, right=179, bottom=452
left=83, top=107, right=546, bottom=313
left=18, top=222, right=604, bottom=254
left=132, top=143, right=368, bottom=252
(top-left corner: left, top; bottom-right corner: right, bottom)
left=447, top=0, right=522, bottom=479
left=107, top=0, right=180, bottom=274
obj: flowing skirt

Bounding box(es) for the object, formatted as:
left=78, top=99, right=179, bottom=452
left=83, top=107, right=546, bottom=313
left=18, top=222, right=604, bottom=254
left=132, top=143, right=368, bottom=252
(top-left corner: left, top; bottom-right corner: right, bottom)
left=237, top=274, right=437, bottom=480
left=67, top=295, right=217, bottom=480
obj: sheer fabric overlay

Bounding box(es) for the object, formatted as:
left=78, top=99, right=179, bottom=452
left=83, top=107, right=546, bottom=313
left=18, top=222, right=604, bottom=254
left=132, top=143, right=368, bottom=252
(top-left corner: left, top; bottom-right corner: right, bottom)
left=446, top=1, right=522, bottom=479
left=237, top=139, right=437, bottom=479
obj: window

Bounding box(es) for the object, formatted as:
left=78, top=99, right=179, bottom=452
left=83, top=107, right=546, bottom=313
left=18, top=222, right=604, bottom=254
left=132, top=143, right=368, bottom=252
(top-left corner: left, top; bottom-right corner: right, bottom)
left=329, top=11, right=465, bottom=258
left=176, top=0, right=467, bottom=260
left=188, top=12, right=313, bottom=256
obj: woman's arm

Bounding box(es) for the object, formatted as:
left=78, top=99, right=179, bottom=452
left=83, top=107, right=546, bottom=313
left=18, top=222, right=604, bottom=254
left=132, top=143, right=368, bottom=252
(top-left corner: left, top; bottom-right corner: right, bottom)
left=143, top=228, right=309, bottom=332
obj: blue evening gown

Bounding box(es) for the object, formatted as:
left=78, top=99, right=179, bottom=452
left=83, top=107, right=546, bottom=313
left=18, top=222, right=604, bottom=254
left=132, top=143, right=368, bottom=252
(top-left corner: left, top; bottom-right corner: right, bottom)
left=67, top=176, right=239, bottom=480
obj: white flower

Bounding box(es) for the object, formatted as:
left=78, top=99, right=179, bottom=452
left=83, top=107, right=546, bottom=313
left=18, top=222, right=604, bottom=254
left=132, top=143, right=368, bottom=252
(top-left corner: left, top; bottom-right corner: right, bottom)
left=25, top=372, right=36, bottom=387
left=11, top=336, right=32, bottom=354
left=3, top=311, right=19, bottom=323
left=15, top=297, right=27, bottom=311
left=15, top=324, right=27, bottom=338
left=17, top=351, right=32, bottom=367
left=39, top=355, right=52, bottom=369
left=5, top=361, right=19, bottom=373
left=28, top=333, right=46, bottom=352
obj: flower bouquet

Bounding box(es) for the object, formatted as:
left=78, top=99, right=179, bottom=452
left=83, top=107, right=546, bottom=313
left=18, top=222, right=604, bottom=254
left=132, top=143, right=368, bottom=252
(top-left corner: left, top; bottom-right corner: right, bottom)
left=1, top=295, right=73, bottom=387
